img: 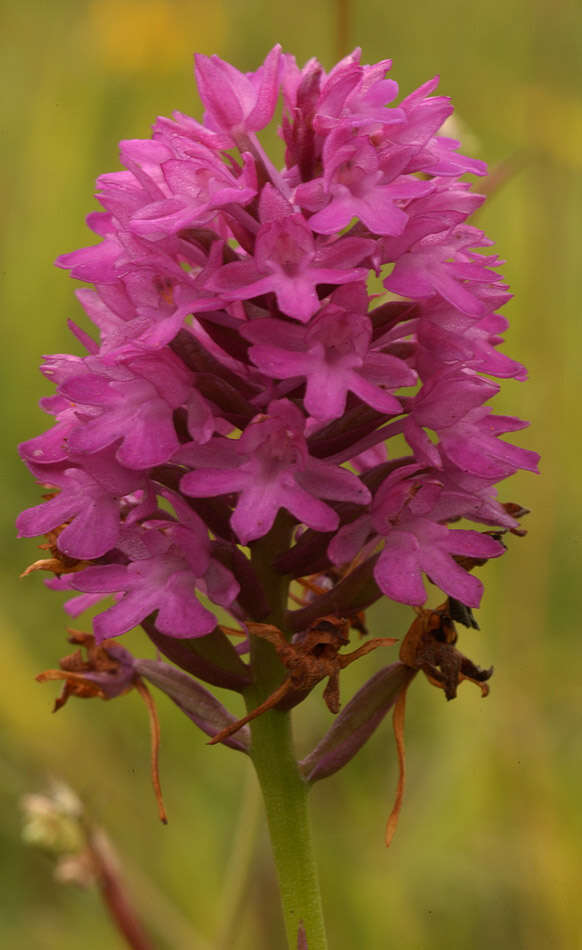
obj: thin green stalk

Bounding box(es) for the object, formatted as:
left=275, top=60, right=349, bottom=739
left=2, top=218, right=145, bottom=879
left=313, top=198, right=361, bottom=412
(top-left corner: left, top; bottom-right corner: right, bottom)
left=247, top=699, right=327, bottom=949
left=245, top=524, right=328, bottom=950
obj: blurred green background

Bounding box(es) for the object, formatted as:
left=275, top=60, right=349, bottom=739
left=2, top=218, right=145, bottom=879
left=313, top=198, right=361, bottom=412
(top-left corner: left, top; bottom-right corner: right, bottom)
left=1, top=0, right=581, bottom=947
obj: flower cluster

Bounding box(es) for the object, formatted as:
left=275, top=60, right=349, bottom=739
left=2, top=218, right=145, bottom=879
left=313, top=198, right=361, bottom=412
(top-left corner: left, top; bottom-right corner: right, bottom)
left=18, top=46, right=538, bottom=645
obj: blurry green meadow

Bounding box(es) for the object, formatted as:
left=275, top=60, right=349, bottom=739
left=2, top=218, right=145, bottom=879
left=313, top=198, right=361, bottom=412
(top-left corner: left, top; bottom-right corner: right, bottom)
left=1, top=0, right=581, bottom=946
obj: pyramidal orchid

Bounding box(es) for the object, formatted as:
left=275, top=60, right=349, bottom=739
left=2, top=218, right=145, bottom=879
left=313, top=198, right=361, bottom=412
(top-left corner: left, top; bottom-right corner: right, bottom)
left=18, top=46, right=538, bottom=950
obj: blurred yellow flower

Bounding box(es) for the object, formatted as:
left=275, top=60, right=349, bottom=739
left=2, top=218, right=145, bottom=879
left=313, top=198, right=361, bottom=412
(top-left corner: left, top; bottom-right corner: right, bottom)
left=87, top=0, right=227, bottom=73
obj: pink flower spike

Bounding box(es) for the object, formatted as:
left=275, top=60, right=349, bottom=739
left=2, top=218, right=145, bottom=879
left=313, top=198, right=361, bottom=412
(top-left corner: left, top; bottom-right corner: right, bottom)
left=19, top=45, right=537, bottom=658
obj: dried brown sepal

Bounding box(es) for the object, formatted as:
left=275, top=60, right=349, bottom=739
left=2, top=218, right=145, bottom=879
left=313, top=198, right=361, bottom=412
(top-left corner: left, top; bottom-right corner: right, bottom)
left=502, top=501, right=530, bottom=536
left=385, top=687, right=408, bottom=849
left=208, top=617, right=397, bottom=745
left=217, top=625, right=249, bottom=639
left=20, top=526, right=91, bottom=577
left=36, top=668, right=109, bottom=711
left=134, top=679, right=167, bottom=825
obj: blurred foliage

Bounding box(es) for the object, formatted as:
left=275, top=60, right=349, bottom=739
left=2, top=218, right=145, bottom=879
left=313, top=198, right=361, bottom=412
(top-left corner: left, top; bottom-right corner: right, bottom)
left=1, top=0, right=581, bottom=947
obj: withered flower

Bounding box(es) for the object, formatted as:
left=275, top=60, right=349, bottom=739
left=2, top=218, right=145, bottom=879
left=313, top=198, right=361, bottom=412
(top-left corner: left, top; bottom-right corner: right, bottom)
left=37, top=629, right=137, bottom=709
left=209, top=617, right=396, bottom=746
left=399, top=601, right=493, bottom=701
left=20, top=524, right=92, bottom=578
left=385, top=600, right=493, bottom=846
left=37, top=631, right=167, bottom=824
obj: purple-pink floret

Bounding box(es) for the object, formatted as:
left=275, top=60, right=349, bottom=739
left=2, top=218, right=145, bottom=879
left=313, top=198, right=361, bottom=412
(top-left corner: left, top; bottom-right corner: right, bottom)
left=18, top=46, right=538, bottom=642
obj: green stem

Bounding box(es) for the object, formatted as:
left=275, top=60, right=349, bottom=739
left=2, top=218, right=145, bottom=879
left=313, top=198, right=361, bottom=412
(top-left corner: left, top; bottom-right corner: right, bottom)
left=246, top=524, right=328, bottom=950
left=248, top=702, right=327, bottom=949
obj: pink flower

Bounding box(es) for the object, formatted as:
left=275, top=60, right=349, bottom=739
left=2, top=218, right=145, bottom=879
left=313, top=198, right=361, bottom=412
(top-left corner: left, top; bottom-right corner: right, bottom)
left=245, top=284, right=415, bottom=420
left=195, top=45, right=282, bottom=138
left=70, top=504, right=239, bottom=640
left=209, top=206, right=371, bottom=322
left=329, top=466, right=504, bottom=607
left=180, top=400, right=370, bottom=544
left=58, top=351, right=211, bottom=469
left=17, top=454, right=144, bottom=559
left=383, top=225, right=501, bottom=317
left=296, top=129, right=432, bottom=235
left=130, top=151, right=257, bottom=241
